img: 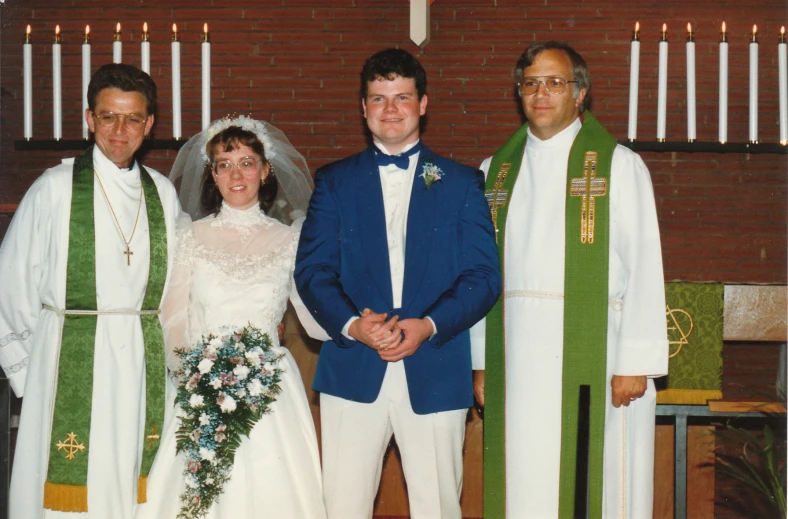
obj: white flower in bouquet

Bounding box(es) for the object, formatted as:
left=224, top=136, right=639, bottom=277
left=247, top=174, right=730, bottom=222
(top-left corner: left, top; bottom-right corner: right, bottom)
left=247, top=378, right=264, bottom=397
left=189, top=394, right=205, bottom=408
left=209, top=378, right=223, bottom=390
left=199, top=447, right=216, bottom=462
left=218, top=393, right=237, bottom=413
left=199, top=412, right=211, bottom=426
left=198, top=358, right=214, bottom=374
left=245, top=349, right=263, bottom=368
left=233, top=365, right=251, bottom=380
left=186, top=475, right=199, bottom=489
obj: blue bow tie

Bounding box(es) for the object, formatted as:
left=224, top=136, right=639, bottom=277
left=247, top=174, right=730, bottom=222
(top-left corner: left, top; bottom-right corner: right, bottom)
left=373, top=142, right=422, bottom=170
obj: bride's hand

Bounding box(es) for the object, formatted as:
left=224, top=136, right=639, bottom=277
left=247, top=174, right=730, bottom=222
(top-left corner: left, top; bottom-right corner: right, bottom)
left=277, top=321, right=286, bottom=344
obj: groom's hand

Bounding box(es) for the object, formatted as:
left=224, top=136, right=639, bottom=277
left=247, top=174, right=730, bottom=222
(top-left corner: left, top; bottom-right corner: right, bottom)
left=378, top=318, right=432, bottom=362
left=349, top=309, right=401, bottom=350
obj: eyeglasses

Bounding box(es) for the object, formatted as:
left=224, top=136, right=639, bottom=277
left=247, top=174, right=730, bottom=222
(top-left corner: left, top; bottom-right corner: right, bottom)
left=92, top=112, right=148, bottom=130
left=212, top=157, right=263, bottom=176
left=519, top=76, right=579, bottom=96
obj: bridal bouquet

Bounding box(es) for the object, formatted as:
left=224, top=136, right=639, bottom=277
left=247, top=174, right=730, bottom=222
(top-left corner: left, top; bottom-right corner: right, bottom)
left=173, top=325, right=284, bottom=519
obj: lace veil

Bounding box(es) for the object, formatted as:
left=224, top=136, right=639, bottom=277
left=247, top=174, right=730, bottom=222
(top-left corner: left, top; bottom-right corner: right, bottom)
left=169, top=116, right=314, bottom=224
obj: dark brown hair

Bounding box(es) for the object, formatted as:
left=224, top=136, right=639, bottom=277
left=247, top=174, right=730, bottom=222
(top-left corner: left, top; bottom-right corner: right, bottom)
left=87, top=63, right=157, bottom=116
left=199, top=126, right=278, bottom=216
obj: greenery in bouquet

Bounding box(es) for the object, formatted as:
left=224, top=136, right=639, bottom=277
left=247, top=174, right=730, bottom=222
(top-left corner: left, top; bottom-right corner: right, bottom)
left=173, top=324, right=284, bottom=519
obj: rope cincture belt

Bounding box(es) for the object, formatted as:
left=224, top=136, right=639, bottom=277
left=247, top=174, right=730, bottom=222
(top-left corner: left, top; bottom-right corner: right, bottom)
left=43, top=304, right=161, bottom=316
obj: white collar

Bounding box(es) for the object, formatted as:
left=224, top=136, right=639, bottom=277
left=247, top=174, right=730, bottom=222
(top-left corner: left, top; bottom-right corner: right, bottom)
left=526, top=117, right=582, bottom=150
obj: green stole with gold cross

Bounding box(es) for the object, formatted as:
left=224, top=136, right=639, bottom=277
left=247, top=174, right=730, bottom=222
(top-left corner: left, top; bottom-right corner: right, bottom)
left=483, top=112, right=617, bottom=519
left=43, top=146, right=168, bottom=512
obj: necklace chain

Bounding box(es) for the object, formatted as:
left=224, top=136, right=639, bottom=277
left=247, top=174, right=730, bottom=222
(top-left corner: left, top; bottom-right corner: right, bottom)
left=94, top=171, right=144, bottom=266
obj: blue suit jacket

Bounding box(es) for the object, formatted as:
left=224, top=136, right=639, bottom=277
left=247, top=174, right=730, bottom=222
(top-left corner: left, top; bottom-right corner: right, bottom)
left=294, top=146, right=501, bottom=414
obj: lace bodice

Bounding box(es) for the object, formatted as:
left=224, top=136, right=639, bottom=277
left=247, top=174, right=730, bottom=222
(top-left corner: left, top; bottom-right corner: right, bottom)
left=162, top=203, right=299, bottom=365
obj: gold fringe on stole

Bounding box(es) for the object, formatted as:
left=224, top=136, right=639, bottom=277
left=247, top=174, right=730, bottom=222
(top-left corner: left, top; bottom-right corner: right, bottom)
left=137, top=475, right=148, bottom=504
left=43, top=481, right=88, bottom=512
left=656, top=388, right=723, bottom=405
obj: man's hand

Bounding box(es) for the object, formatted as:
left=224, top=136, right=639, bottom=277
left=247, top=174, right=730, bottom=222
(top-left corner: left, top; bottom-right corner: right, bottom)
left=348, top=309, right=401, bottom=350
left=473, top=370, right=485, bottom=407
left=611, top=375, right=647, bottom=408
left=378, top=317, right=432, bottom=362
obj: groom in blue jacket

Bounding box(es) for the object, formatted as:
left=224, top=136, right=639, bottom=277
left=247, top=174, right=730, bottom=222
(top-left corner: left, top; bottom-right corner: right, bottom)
left=295, top=48, right=500, bottom=519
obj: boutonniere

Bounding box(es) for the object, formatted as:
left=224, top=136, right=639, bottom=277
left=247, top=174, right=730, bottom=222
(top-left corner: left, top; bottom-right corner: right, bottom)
left=420, top=160, right=444, bottom=189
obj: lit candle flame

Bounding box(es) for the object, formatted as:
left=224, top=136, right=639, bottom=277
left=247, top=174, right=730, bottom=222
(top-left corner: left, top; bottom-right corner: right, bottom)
left=86, top=25, right=90, bottom=36
left=662, top=23, right=667, bottom=33
left=204, top=23, right=208, bottom=34
left=27, top=25, right=31, bottom=35
left=782, top=26, right=785, bottom=36
left=753, top=25, right=757, bottom=36
left=173, top=23, right=178, bottom=33
left=116, top=23, right=121, bottom=33
left=143, top=22, right=148, bottom=33
left=635, top=21, right=639, bottom=32
left=55, top=25, right=60, bottom=35
left=722, top=21, right=726, bottom=34
left=687, top=23, right=692, bottom=33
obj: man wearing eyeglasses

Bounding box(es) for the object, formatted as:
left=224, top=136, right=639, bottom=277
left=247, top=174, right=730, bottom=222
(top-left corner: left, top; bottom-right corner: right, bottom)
left=470, top=41, right=668, bottom=518
left=0, top=63, right=182, bottom=518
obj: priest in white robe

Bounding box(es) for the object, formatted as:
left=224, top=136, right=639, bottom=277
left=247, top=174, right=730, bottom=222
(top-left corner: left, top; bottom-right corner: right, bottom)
left=471, top=42, right=669, bottom=519
left=0, top=64, right=181, bottom=519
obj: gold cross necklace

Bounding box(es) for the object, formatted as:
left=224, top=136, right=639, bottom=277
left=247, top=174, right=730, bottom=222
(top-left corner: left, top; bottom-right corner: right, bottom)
left=94, top=171, right=144, bottom=266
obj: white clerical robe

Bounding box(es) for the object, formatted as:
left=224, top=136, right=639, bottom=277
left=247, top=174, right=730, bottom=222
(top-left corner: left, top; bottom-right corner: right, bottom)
left=0, top=147, right=181, bottom=519
left=471, top=118, right=669, bottom=518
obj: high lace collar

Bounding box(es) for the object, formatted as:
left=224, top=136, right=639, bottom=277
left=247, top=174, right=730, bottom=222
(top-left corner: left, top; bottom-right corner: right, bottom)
left=212, top=202, right=271, bottom=229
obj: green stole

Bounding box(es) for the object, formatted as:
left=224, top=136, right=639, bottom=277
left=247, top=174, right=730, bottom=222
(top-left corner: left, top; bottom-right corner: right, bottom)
left=43, top=146, right=168, bottom=512
left=483, top=112, right=617, bottom=519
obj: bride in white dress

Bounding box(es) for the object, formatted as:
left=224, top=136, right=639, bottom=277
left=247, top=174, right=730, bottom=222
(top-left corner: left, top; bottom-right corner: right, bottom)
left=135, top=117, right=328, bottom=519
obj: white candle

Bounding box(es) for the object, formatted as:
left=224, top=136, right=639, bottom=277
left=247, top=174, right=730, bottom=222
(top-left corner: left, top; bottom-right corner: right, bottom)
left=113, top=23, right=122, bottom=64
left=141, top=23, right=150, bottom=74
left=52, top=25, right=62, bottom=140
left=172, top=24, right=182, bottom=139
left=657, top=24, right=669, bottom=141
left=627, top=22, right=640, bottom=141
left=23, top=25, right=32, bottom=140
left=719, top=22, right=728, bottom=144
left=686, top=23, right=696, bottom=142
left=201, top=23, right=211, bottom=129
left=82, top=26, right=91, bottom=140
left=749, top=25, right=759, bottom=143
left=779, top=27, right=787, bottom=145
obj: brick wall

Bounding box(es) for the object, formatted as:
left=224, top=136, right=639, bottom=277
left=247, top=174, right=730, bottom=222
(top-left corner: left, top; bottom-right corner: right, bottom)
left=1, top=0, right=785, bottom=282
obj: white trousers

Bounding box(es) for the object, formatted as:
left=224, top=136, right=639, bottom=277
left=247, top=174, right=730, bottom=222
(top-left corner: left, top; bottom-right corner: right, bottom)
left=320, top=360, right=467, bottom=519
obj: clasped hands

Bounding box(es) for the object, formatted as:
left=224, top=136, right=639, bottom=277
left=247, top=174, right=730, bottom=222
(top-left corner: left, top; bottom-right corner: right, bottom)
left=348, top=308, right=433, bottom=362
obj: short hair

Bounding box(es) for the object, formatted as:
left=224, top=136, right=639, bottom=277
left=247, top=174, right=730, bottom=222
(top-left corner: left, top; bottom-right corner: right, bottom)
left=360, top=48, right=427, bottom=100
left=200, top=126, right=279, bottom=216
left=514, top=41, right=591, bottom=112
left=87, top=63, right=157, bottom=116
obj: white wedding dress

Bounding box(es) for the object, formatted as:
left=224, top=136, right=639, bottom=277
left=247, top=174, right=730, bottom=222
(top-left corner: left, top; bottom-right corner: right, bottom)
left=135, top=202, right=327, bottom=519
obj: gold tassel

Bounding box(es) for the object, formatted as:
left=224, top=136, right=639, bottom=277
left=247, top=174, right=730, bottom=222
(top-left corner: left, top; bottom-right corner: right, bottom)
left=43, top=482, right=88, bottom=512
left=657, top=389, right=723, bottom=405
left=137, top=475, right=148, bottom=504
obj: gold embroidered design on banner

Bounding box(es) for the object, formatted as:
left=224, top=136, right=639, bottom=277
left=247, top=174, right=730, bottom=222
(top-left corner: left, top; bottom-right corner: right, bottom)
left=485, top=163, right=511, bottom=236
left=146, top=424, right=160, bottom=449
left=569, top=152, right=607, bottom=244
left=56, top=432, right=85, bottom=460
left=666, top=305, right=694, bottom=358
